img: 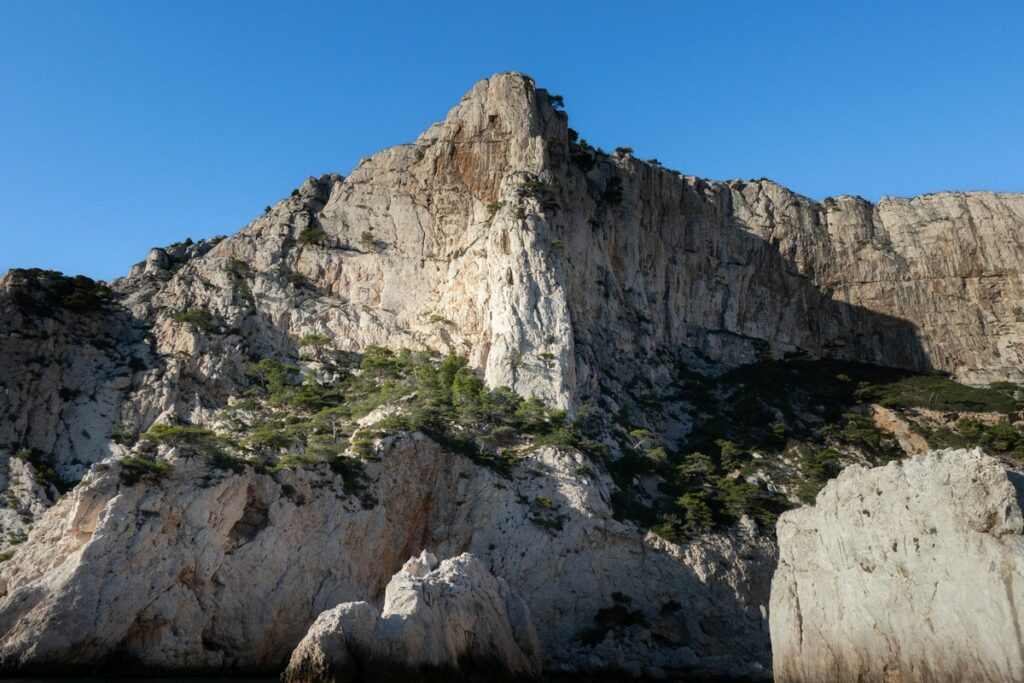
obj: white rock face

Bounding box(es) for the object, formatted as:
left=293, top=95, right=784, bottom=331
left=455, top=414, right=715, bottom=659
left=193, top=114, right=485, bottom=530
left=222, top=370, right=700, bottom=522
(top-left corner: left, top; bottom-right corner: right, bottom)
left=0, top=434, right=773, bottom=678
left=283, top=551, right=542, bottom=682
left=3, top=72, right=1024, bottom=529
left=770, top=448, right=1024, bottom=683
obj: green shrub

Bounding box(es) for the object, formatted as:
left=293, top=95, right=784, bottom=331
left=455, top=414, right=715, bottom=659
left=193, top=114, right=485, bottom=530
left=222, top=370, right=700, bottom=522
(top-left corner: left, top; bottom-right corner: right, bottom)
left=140, top=424, right=237, bottom=469
left=864, top=374, right=1019, bottom=413
left=299, top=333, right=332, bottom=349
left=359, top=231, right=377, bottom=250
left=226, top=259, right=250, bottom=276
left=13, top=448, right=63, bottom=491
left=248, top=359, right=300, bottom=393
left=298, top=226, right=327, bottom=245
left=329, top=455, right=369, bottom=495
left=171, top=308, right=216, bottom=332
left=120, top=456, right=173, bottom=486
left=428, top=314, right=454, bottom=327
left=266, top=454, right=321, bottom=472
left=142, top=424, right=217, bottom=447
left=286, top=272, right=311, bottom=289
left=570, top=138, right=596, bottom=172
left=676, top=492, right=715, bottom=532
left=7, top=269, right=113, bottom=315
left=360, top=346, right=409, bottom=380
left=248, top=424, right=295, bottom=451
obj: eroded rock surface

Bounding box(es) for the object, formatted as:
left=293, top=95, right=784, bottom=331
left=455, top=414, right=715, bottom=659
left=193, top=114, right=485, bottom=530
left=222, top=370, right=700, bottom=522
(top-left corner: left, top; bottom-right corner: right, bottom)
left=283, top=551, right=541, bottom=682
left=0, top=434, right=773, bottom=678
left=770, top=448, right=1024, bottom=683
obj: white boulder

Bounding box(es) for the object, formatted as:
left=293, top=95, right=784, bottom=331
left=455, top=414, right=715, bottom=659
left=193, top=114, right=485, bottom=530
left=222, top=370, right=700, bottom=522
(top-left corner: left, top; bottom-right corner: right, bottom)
left=771, top=448, right=1024, bottom=683
left=283, top=551, right=542, bottom=682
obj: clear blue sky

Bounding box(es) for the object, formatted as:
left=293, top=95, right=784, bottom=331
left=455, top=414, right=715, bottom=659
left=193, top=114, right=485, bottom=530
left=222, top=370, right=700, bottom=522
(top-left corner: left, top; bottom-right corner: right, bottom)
left=2, top=1, right=1022, bottom=281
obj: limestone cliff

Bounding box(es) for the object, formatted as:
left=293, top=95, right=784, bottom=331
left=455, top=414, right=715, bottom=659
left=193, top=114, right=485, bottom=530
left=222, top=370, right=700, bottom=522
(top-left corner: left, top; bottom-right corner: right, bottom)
left=3, top=72, right=1023, bottom=476
left=0, top=435, right=773, bottom=678
left=1, top=71, right=1023, bottom=679
left=770, top=448, right=1024, bottom=683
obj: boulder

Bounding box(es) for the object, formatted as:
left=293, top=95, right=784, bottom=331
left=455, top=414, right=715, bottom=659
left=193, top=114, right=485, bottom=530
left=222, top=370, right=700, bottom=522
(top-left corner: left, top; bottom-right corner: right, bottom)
left=283, top=551, right=542, bottom=682
left=770, top=448, right=1024, bottom=683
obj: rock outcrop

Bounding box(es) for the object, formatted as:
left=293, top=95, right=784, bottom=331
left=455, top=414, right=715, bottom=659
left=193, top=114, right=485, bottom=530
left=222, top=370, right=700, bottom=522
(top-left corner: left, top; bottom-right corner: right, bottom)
left=770, top=448, right=1024, bottom=683
left=283, top=551, right=541, bottom=682
left=0, top=433, right=774, bottom=678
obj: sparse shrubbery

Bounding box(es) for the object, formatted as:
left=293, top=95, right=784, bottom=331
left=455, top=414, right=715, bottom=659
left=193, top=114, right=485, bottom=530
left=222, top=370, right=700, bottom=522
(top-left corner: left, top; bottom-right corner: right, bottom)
left=299, top=333, right=332, bottom=350
left=428, top=314, right=454, bottom=327
left=227, top=259, right=255, bottom=306
left=286, top=272, right=311, bottom=289
left=224, top=346, right=590, bottom=478
left=863, top=373, right=1020, bottom=413
left=926, top=417, right=1024, bottom=458
left=171, top=308, right=216, bottom=332
left=119, top=456, right=173, bottom=486
left=298, top=226, right=327, bottom=246
left=13, top=448, right=64, bottom=491
left=7, top=269, right=113, bottom=315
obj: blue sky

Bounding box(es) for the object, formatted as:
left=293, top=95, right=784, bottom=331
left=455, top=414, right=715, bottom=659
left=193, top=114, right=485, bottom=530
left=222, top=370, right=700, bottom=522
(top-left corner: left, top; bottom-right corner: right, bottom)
left=2, top=1, right=1022, bottom=281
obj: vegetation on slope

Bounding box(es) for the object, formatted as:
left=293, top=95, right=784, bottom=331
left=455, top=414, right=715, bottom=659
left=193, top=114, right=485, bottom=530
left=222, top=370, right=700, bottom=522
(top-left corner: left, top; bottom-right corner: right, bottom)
left=133, top=346, right=593, bottom=487
left=6, top=269, right=113, bottom=315
left=12, top=330, right=1018, bottom=546
left=610, top=359, right=1024, bottom=543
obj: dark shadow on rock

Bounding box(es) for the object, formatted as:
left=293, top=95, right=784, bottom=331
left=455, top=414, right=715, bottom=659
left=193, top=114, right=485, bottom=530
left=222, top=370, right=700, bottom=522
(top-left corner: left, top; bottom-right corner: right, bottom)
left=0, top=269, right=165, bottom=484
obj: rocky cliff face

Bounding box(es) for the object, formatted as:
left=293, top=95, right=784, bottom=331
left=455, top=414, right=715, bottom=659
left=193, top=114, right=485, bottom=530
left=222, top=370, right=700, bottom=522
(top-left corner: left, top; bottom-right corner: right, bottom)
left=770, top=448, right=1024, bottom=683
left=0, top=434, right=773, bottom=678
left=1, top=71, right=1023, bottom=679
left=4, top=73, right=1022, bottom=480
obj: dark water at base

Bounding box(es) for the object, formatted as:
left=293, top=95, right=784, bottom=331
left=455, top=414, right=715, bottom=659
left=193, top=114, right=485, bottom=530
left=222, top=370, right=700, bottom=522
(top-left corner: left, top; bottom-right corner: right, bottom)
left=0, top=680, right=685, bottom=683
left=0, top=679, right=770, bottom=683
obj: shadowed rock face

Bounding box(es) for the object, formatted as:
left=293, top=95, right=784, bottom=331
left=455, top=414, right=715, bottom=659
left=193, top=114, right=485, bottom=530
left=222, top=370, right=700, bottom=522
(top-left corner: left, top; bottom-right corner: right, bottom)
left=770, top=448, right=1024, bottom=683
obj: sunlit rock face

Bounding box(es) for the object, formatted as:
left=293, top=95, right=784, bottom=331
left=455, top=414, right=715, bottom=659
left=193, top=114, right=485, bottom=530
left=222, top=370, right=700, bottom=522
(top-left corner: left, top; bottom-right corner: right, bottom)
left=771, top=448, right=1024, bottom=683
left=3, top=72, right=1023, bottom=477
